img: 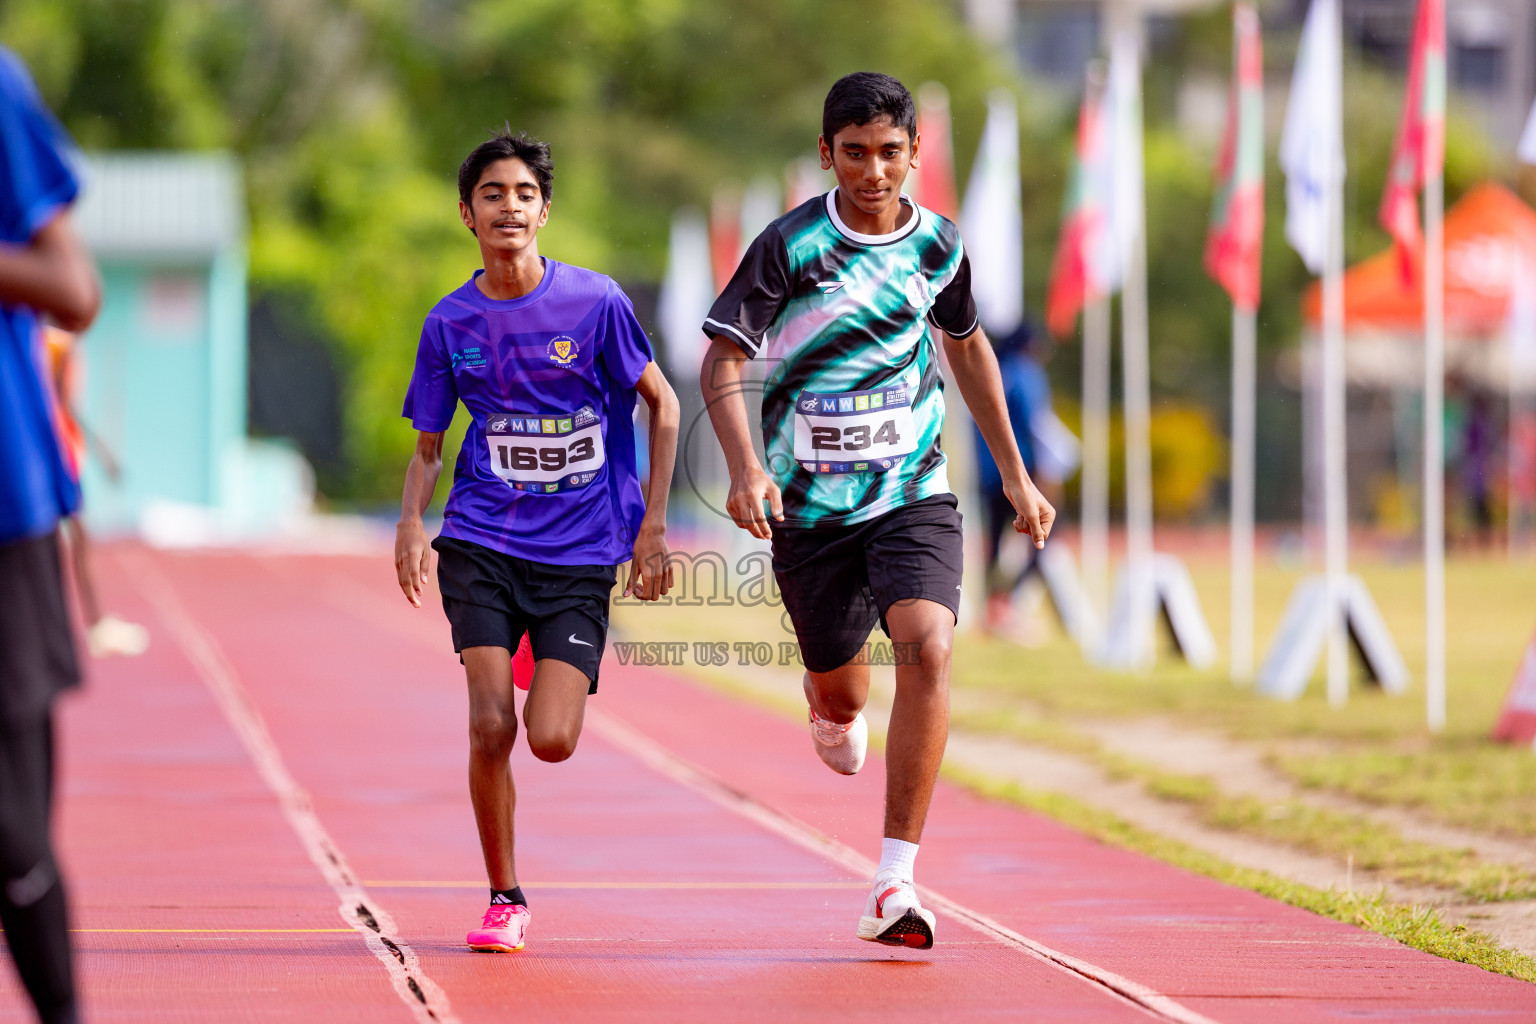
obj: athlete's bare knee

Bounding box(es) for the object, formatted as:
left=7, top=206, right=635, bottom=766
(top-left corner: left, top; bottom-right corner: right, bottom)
left=806, top=669, right=867, bottom=722
left=899, top=632, right=951, bottom=687
left=817, top=687, right=865, bottom=721
left=468, top=711, right=517, bottom=759
left=919, top=632, right=952, bottom=673
left=527, top=724, right=578, bottom=763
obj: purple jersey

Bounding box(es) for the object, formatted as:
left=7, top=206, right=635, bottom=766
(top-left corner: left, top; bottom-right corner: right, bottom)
left=403, top=260, right=654, bottom=565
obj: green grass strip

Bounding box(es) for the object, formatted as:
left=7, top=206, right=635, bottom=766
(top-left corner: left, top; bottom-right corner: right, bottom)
left=952, top=706, right=1536, bottom=903
left=944, top=765, right=1536, bottom=984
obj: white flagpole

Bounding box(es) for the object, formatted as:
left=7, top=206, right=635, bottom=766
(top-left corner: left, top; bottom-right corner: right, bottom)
left=1507, top=259, right=1520, bottom=557
left=1509, top=252, right=1536, bottom=555
left=1081, top=293, right=1112, bottom=647
left=1517, top=101, right=1536, bottom=557
left=1320, top=0, right=1349, bottom=708
left=1231, top=302, right=1257, bottom=682
left=1124, top=225, right=1156, bottom=670
left=1109, top=2, right=1155, bottom=669
left=1424, top=1, right=1448, bottom=733
left=1510, top=350, right=1520, bottom=556
left=1322, top=142, right=1349, bottom=707
left=1424, top=166, right=1447, bottom=733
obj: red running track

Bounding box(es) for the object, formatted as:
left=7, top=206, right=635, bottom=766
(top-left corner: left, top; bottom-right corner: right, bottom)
left=1, top=546, right=1532, bottom=1022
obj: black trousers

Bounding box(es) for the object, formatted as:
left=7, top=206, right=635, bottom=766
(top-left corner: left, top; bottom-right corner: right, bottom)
left=0, top=531, right=80, bottom=1023
left=0, top=712, right=77, bottom=1024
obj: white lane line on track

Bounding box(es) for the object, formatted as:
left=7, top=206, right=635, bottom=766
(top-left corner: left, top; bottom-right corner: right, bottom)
left=589, top=709, right=1223, bottom=1024
left=129, top=556, right=460, bottom=1024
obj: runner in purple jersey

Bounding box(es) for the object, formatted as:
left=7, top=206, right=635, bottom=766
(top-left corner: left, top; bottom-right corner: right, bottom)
left=403, top=243, right=655, bottom=565
left=394, top=129, right=679, bottom=955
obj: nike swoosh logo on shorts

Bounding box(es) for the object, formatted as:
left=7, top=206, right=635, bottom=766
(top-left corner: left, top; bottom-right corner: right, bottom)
left=568, top=634, right=594, bottom=647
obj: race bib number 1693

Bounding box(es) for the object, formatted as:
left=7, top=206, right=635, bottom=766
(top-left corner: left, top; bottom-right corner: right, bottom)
left=793, top=384, right=916, bottom=474
left=486, top=406, right=605, bottom=493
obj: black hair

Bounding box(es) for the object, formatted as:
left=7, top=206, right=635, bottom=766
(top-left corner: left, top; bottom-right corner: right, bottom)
left=821, top=72, right=918, bottom=147
left=457, top=126, right=554, bottom=207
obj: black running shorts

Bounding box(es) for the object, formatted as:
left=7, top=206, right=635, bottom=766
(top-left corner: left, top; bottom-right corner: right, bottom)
left=770, top=494, right=964, bottom=674
left=432, top=536, right=616, bottom=693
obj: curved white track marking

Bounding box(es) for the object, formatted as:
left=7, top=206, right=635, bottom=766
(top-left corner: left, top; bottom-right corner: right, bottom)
left=590, top=710, right=1223, bottom=1024
left=130, top=556, right=460, bottom=1024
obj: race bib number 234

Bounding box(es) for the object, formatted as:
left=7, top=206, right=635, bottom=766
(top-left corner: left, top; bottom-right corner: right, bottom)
left=793, top=385, right=916, bottom=474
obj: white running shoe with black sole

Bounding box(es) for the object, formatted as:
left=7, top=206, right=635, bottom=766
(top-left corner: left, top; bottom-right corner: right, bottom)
left=857, top=873, right=935, bottom=949
left=804, top=673, right=868, bottom=775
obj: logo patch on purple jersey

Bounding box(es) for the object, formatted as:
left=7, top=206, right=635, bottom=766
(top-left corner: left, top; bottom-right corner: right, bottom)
left=548, top=335, right=579, bottom=366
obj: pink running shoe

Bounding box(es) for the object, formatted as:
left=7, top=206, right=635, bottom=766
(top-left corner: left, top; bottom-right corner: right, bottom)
left=512, top=632, right=534, bottom=691
left=467, top=903, right=531, bottom=952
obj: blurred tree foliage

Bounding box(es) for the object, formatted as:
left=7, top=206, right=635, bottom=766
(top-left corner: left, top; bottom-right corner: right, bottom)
left=1, top=0, right=1011, bottom=501
left=0, top=0, right=1504, bottom=515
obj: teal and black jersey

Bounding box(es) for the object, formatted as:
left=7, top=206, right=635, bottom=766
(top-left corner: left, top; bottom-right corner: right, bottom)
left=704, top=190, right=977, bottom=528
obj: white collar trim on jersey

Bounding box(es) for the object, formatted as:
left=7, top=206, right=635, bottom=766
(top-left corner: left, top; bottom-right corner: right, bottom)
left=824, top=190, right=921, bottom=246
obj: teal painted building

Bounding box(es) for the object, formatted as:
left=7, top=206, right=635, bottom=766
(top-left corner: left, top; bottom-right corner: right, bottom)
left=73, top=153, right=310, bottom=536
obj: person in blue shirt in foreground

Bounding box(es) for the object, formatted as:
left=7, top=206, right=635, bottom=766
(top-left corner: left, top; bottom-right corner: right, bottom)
left=0, top=45, right=101, bottom=1024
left=394, top=129, right=679, bottom=955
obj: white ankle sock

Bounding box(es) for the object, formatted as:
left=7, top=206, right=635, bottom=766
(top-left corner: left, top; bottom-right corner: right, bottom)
left=878, top=838, right=918, bottom=880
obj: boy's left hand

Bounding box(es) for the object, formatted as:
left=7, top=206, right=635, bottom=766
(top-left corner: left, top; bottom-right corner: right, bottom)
left=1007, top=477, right=1056, bottom=550
left=625, top=526, right=674, bottom=601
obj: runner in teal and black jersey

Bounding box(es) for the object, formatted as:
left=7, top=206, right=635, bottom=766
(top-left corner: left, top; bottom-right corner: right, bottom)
left=701, top=72, right=1055, bottom=950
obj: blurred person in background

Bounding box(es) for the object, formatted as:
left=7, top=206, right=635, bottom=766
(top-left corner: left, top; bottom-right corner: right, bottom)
left=1458, top=389, right=1496, bottom=549
left=42, top=328, right=148, bottom=659
left=970, top=322, right=1081, bottom=641
left=970, top=321, right=1062, bottom=635
left=0, top=44, right=101, bottom=1024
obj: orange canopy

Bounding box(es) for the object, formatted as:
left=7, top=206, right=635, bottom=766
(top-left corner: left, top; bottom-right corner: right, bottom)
left=1303, top=182, right=1536, bottom=338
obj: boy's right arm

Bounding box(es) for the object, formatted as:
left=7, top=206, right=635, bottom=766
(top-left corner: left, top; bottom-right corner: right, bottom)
left=700, top=334, right=782, bottom=539
left=0, top=212, right=100, bottom=331
left=395, top=430, right=444, bottom=607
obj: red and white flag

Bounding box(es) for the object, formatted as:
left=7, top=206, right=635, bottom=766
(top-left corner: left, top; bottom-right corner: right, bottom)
left=1379, top=0, right=1446, bottom=283
left=1045, top=67, right=1112, bottom=339
left=1204, top=3, right=1266, bottom=313
left=708, top=186, right=741, bottom=292
left=909, top=83, right=959, bottom=221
